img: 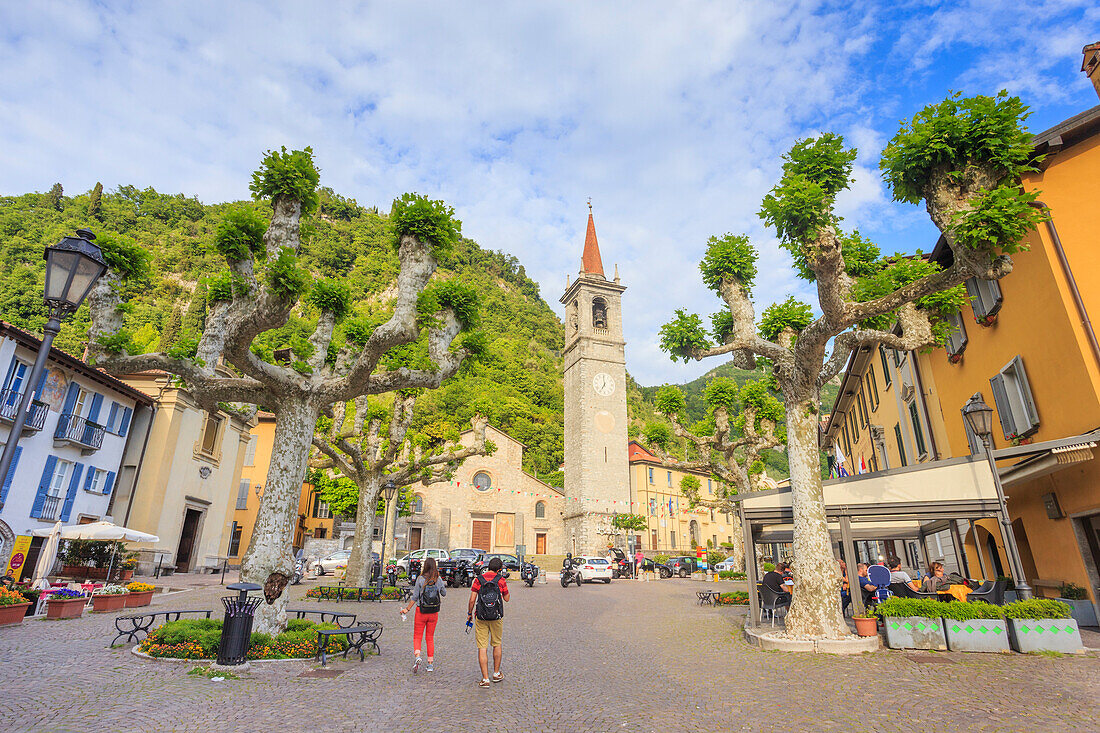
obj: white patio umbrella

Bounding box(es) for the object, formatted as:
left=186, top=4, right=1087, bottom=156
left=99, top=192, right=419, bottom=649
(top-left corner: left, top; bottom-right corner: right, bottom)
left=29, top=521, right=62, bottom=590
left=31, top=521, right=160, bottom=584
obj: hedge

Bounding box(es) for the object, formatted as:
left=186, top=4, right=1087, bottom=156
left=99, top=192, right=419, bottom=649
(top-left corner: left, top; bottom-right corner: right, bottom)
left=873, top=598, right=1004, bottom=621
left=1002, top=598, right=1073, bottom=620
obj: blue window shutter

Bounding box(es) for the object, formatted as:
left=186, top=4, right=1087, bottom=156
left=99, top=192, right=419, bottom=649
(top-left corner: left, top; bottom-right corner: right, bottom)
left=34, top=366, right=49, bottom=399
left=84, top=468, right=95, bottom=492
left=104, top=471, right=116, bottom=495
left=107, top=402, right=120, bottom=432
left=2, top=356, right=17, bottom=391
left=87, top=393, right=103, bottom=422
left=31, top=455, right=58, bottom=518
left=0, top=446, right=21, bottom=504
left=119, top=407, right=133, bottom=437
left=60, top=462, right=84, bottom=521
left=61, top=383, right=79, bottom=413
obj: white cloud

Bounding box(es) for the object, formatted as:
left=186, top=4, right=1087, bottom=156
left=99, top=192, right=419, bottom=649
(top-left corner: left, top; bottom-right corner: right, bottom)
left=0, top=0, right=1095, bottom=384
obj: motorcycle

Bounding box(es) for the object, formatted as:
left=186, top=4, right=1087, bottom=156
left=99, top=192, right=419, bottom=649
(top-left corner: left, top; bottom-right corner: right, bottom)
left=611, top=558, right=634, bottom=579
left=520, top=561, right=539, bottom=587
left=559, top=557, right=582, bottom=587
left=290, top=557, right=305, bottom=585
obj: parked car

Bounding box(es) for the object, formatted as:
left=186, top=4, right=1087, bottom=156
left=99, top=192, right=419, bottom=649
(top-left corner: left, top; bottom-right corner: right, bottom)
left=575, top=556, right=613, bottom=583
left=667, top=556, right=699, bottom=578
left=312, top=550, right=351, bottom=576
left=437, top=548, right=481, bottom=587
left=471, top=553, right=521, bottom=579
left=714, top=557, right=740, bottom=573
left=396, top=548, right=449, bottom=573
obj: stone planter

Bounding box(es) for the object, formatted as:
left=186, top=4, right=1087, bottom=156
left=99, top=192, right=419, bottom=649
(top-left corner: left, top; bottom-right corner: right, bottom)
left=1007, top=618, right=1084, bottom=654
left=46, top=596, right=87, bottom=619
left=882, top=616, right=946, bottom=650
left=1056, top=598, right=1098, bottom=627
left=1003, top=590, right=1019, bottom=603
left=944, top=619, right=1010, bottom=653
left=853, top=616, right=879, bottom=637
left=0, top=602, right=31, bottom=626
left=118, top=569, right=134, bottom=582
left=125, top=590, right=155, bottom=608
left=92, top=594, right=129, bottom=613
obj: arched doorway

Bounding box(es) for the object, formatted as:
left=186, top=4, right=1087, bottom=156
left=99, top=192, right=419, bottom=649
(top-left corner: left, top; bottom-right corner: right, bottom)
left=689, top=520, right=700, bottom=549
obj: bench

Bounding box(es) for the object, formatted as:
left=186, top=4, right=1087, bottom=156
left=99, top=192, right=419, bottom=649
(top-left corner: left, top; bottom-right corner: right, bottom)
left=315, top=586, right=411, bottom=603
left=112, top=609, right=213, bottom=647
left=287, top=608, right=357, bottom=628
left=315, top=623, right=383, bottom=666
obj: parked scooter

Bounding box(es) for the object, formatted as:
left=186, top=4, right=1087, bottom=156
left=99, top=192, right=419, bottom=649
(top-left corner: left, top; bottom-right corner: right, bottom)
left=559, top=554, right=582, bottom=587
left=291, top=556, right=305, bottom=585
left=520, top=560, right=539, bottom=587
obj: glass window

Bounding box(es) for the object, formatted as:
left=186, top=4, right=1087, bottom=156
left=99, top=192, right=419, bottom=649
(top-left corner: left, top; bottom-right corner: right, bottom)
left=966, top=278, right=1003, bottom=320
left=86, top=468, right=107, bottom=494
left=312, top=494, right=331, bottom=519
left=866, top=367, right=879, bottom=411
left=908, top=401, right=927, bottom=457
left=858, top=387, right=868, bottom=428
left=314, top=528, right=327, bottom=539
left=535, top=501, right=545, bottom=518
left=200, top=413, right=222, bottom=455
left=413, top=495, right=424, bottom=513
left=49, top=459, right=71, bottom=497
left=670, top=532, right=676, bottom=548
left=707, top=479, right=712, bottom=494
left=945, top=311, right=968, bottom=358
left=244, top=437, right=257, bottom=467
left=649, top=498, right=657, bottom=516
left=894, top=424, right=907, bottom=467
left=227, top=522, right=242, bottom=557
left=990, top=356, right=1040, bottom=439
left=588, top=558, right=609, bottom=565
left=666, top=471, right=672, bottom=487
left=4, top=360, right=29, bottom=394
left=647, top=467, right=653, bottom=484
left=473, top=472, right=492, bottom=491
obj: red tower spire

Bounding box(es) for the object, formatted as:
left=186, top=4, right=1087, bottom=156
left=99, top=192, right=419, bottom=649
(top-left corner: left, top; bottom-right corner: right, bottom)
left=581, top=200, right=605, bottom=277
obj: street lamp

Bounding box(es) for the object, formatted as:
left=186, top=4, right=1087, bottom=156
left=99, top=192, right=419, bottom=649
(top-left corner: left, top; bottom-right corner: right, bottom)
left=963, top=393, right=1032, bottom=599
left=376, top=479, right=399, bottom=591
left=0, top=230, right=106, bottom=505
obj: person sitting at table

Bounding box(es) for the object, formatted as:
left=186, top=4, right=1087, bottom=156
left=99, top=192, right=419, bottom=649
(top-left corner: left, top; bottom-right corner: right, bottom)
left=762, top=562, right=794, bottom=602
left=838, top=560, right=850, bottom=613
left=856, top=563, right=878, bottom=605
left=888, top=557, right=920, bottom=592
left=921, top=561, right=949, bottom=593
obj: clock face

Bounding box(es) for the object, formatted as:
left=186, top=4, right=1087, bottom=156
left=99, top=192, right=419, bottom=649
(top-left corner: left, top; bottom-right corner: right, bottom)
left=592, top=372, right=615, bottom=396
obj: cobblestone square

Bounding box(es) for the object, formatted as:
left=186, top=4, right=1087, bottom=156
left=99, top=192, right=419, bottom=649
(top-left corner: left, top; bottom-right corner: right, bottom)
left=2, top=575, right=1098, bottom=733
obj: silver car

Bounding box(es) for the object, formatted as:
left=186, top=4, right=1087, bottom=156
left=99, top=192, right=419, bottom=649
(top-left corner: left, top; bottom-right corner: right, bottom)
left=312, top=550, right=351, bottom=575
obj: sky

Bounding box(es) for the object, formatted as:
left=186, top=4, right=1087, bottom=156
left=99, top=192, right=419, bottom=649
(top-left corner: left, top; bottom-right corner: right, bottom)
left=1, top=1, right=1098, bottom=385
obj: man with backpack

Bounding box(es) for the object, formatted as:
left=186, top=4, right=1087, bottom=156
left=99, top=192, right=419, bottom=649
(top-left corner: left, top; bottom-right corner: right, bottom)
left=468, top=556, right=510, bottom=687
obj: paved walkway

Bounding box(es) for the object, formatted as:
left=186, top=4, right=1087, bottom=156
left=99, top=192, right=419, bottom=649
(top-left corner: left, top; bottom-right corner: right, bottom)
left=3, top=575, right=1099, bottom=732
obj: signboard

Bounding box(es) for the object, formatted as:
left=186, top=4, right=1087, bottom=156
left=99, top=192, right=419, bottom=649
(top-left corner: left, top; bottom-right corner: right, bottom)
left=696, top=546, right=707, bottom=570
left=6, top=535, right=32, bottom=581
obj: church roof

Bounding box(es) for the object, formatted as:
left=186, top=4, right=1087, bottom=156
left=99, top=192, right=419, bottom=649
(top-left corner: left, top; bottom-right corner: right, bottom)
left=581, top=210, right=605, bottom=277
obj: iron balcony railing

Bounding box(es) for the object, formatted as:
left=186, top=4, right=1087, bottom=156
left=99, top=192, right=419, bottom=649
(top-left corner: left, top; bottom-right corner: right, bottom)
left=36, top=495, right=62, bottom=521
left=55, top=413, right=105, bottom=450
left=0, top=388, right=49, bottom=432
left=236, top=497, right=249, bottom=510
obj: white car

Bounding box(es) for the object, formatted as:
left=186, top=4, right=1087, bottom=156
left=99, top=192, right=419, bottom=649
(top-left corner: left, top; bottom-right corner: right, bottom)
left=575, top=556, right=613, bottom=584
left=395, top=548, right=450, bottom=573
left=312, top=550, right=351, bottom=575
left=714, top=558, right=740, bottom=573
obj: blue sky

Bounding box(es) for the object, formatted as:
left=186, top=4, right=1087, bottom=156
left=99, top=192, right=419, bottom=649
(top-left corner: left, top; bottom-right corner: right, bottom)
left=1, top=1, right=1097, bottom=384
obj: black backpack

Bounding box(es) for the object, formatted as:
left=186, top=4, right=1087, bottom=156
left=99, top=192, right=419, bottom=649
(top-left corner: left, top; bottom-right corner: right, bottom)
left=475, top=572, right=504, bottom=620
left=418, top=579, right=441, bottom=614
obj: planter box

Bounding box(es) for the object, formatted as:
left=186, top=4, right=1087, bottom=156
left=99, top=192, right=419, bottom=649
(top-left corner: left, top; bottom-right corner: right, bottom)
left=944, top=619, right=1010, bottom=653
left=1007, top=618, right=1084, bottom=654
left=1003, top=590, right=1019, bottom=603
left=125, top=590, right=155, bottom=608
left=0, top=602, right=31, bottom=626
left=1056, top=598, right=1098, bottom=627
left=91, top=594, right=129, bottom=613
left=62, top=565, right=108, bottom=580
left=46, top=596, right=87, bottom=619
left=882, top=616, right=947, bottom=650
left=118, top=570, right=134, bottom=582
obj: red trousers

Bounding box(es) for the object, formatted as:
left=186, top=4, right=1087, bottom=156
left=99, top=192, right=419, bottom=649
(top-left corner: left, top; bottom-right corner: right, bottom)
left=413, top=609, right=439, bottom=657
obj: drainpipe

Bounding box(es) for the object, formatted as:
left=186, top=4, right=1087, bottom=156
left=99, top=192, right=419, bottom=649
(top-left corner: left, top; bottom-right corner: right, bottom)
left=1030, top=201, right=1100, bottom=372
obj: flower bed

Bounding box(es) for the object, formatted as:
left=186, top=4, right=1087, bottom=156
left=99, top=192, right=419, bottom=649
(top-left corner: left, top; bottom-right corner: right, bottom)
left=125, top=582, right=155, bottom=607
left=715, top=591, right=749, bottom=605
left=92, top=585, right=130, bottom=613
left=138, top=618, right=349, bottom=660
left=46, top=589, right=87, bottom=619
left=0, top=588, right=31, bottom=626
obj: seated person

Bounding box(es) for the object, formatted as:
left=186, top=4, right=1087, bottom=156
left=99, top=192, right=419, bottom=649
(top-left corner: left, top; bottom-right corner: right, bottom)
left=856, top=563, right=877, bottom=605
left=888, top=557, right=920, bottom=592
left=921, top=561, right=948, bottom=593
left=563, top=553, right=573, bottom=570
left=839, top=560, right=850, bottom=612
left=762, top=562, right=793, bottom=603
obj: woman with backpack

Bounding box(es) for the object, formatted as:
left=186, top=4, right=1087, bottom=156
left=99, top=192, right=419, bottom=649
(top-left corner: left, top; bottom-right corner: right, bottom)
left=400, top=556, right=447, bottom=672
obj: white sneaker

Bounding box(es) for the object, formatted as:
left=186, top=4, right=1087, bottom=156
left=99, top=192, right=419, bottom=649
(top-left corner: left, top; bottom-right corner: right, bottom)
left=413, top=656, right=422, bottom=673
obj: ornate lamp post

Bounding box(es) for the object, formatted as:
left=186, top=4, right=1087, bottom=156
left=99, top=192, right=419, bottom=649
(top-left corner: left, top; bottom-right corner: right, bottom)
left=376, top=479, right=399, bottom=590
left=963, top=393, right=1032, bottom=599
left=0, top=230, right=106, bottom=501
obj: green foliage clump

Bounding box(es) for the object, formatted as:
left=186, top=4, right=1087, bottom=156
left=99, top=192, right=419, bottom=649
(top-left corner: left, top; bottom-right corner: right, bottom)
left=839, top=231, right=882, bottom=279
left=308, top=278, right=352, bottom=321
left=250, top=147, right=321, bottom=215
left=680, top=475, right=701, bottom=494
left=215, top=207, right=267, bottom=261
left=97, top=329, right=133, bottom=355
left=166, top=335, right=199, bottom=361
left=88, top=182, right=103, bottom=220
left=950, top=185, right=1047, bottom=255
left=342, top=313, right=387, bottom=347
left=265, top=249, right=310, bottom=300
left=710, top=310, right=735, bottom=344
left=390, top=193, right=461, bottom=253
left=205, top=271, right=234, bottom=303
left=758, top=297, right=813, bottom=341
left=643, top=421, right=672, bottom=451
left=654, top=385, right=686, bottom=416
left=851, top=257, right=967, bottom=343
left=659, top=309, right=710, bottom=362
left=97, top=232, right=151, bottom=283
left=880, top=92, right=1036, bottom=204
left=1002, top=598, right=1072, bottom=620
left=417, top=279, right=480, bottom=329
left=703, top=377, right=739, bottom=411
left=611, top=513, right=647, bottom=531
left=874, top=597, right=1004, bottom=620
left=700, top=233, right=757, bottom=291
left=748, top=460, right=765, bottom=476
left=737, top=380, right=783, bottom=424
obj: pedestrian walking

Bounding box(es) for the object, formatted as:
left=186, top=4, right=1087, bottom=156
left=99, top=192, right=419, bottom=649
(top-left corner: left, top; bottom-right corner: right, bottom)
left=400, top=556, right=447, bottom=673
left=468, top=556, right=510, bottom=687
left=635, top=550, right=644, bottom=581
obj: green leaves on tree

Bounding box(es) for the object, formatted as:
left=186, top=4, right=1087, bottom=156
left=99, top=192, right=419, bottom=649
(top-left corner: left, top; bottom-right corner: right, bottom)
left=949, top=185, right=1047, bottom=255
left=250, top=147, right=321, bottom=215
left=654, top=385, right=686, bottom=416
left=757, top=297, right=812, bottom=341
left=417, top=279, right=480, bottom=330
left=265, top=249, right=310, bottom=300
left=611, top=513, right=647, bottom=532
left=658, top=309, right=710, bottom=362
left=307, top=278, right=352, bottom=321
left=710, top=310, right=735, bottom=344
left=700, top=233, right=757, bottom=291
left=97, top=232, right=151, bottom=283
left=215, top=208, right=267, bottom=261
left=642, top=421, right=672, bottom=451
left=737, top=380, right=784, bottom=425
left=703, top=377, right=739, bottom=411
left=390, top=193, right=461, bottom=253
left=850, top=258, right=967, bottom=343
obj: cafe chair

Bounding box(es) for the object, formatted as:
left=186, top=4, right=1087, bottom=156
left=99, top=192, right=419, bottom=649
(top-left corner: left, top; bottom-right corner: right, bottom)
left=966, top=579, right=1006, bottom=605
left=889, top=583, right=940, bottom=600
left=759, top=584, right=791, bottom=627
left=866, top=565, right=893, bottom=603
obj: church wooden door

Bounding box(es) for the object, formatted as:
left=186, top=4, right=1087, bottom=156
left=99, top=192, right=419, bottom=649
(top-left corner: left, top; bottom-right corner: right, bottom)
left=536, top=533, right=546, bottom=555
left=472, top=520, right=492, bottom=551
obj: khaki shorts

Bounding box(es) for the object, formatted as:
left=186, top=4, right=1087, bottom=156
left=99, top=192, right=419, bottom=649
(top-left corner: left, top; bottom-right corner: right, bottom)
left=474, top=618, right=503, bottom=649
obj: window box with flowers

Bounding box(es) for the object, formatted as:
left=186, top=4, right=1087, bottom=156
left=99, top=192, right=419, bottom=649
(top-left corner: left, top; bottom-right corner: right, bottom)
left=0, top=588, right=32, bottom=626
left=91, top=584, right=130, bottom=613
left=124, top=582, right=155, bottom=607
left=46, top=589, right=88, bottom=619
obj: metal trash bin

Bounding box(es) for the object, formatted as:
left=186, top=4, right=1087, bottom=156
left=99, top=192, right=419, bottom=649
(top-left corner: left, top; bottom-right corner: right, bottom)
left=217, top=582, right=262, bottom=666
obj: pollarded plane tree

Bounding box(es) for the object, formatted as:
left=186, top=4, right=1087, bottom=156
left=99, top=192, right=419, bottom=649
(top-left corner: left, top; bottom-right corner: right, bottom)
left=646, top=378, right=783, bottom=571
left=87, top=148, right=483, bottom=633
left=311, top=390, right=493, bottom=587
left=658, top=93, right=1047, bottom=639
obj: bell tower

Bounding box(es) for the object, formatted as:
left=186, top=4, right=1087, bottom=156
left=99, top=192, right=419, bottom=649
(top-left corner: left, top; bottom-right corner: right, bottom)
left=560, top=205, right=629, bottom=555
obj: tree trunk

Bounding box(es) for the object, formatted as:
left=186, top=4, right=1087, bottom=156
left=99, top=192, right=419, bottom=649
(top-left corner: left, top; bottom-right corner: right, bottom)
left=781, top=399, right=850, bottom=639
left=344, top=473, right=382, bottom=587
left=240, top=398, right=318, bottom=635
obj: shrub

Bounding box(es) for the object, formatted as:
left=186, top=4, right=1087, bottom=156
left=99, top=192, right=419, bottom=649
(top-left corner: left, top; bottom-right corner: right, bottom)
left=716, top=591, right=749, bottom=605
left=717, top=570, right=747, bottom=580
left=654, top=554, right=670, bottom=565
left=872, top=598, right=1003, bottom=620
left=0, top=588, right=28, bottom=606
left=762, top=562, right=776, bottom=572
left=138, top=619, right=347, bottom=659
left=1002, top=598, right=1073, bottom=620
left=1059, top=582, right=1087, bottom=601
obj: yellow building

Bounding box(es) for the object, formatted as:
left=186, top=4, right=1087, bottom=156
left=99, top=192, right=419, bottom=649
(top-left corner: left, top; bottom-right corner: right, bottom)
left=825, top=50, right=1100, bottom=610
left=627, top=441, right=739, bottom=554
left=226, top=412, right=334, bottom=566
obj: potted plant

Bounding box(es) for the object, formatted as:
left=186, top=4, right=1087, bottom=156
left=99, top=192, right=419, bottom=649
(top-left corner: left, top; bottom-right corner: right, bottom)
left=13, top=586, right=41, bottom=617
left=0, top=587, right=32, bottom=626
left=940, top=601, right=1008, bottom=653
left=45, top=588, right=88, bottom=619
left=1056, top=583, right=1098, bottom=627
left=873, top=598, right=948, bottom=650
left=91, top=584, right=129, bottom=613
left=124, top=581, right=156, bottom=607
left=852, top=610, right=879, bottom=638
left=1004, top=598, right=1084, bottom=654
left=116, top=556, right=137, bottom=582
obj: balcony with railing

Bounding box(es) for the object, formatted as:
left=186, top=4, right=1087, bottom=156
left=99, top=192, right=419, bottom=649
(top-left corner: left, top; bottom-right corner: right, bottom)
left=34, top=494, right=62, bottom=521
left=0, top=389, right=49, bottom=433
left=54, top=413, right=105, bottom=453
